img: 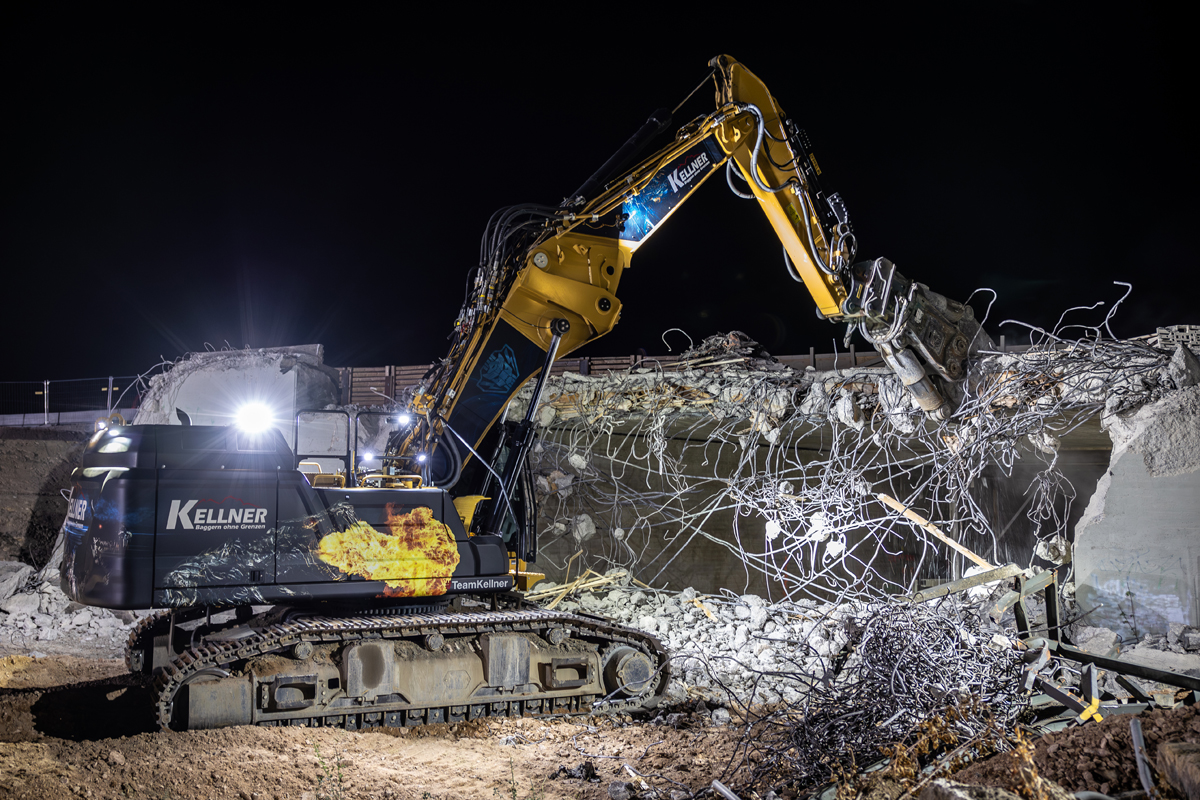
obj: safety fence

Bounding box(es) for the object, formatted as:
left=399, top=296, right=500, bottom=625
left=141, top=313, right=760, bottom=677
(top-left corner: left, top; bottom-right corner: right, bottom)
left=1, top=336, right=1041, bottom=425
left=0, top=376, right=140, bottom=427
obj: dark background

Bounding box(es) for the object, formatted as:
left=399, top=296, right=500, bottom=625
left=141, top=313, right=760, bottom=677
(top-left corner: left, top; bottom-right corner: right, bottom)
left=3, top=8, right=1194, bottom=380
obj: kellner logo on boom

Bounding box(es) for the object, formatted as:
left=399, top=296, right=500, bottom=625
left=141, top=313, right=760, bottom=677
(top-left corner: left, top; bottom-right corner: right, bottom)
left=666, top=152, right=710, bottom=194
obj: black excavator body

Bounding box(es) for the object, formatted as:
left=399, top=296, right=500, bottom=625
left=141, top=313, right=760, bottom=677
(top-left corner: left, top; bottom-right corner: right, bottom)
left=59, top=424, right=669, bottom=731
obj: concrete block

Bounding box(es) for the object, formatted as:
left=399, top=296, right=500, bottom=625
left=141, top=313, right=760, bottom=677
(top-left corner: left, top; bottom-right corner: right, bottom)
left=607, top=781, right=634, bottom=800
left=571, top=514, right=596, bottom=544
left=0, top=562, right=34, bottom=603
left=749, top=606, right=769, bottom=632
left=732, top=625, right=749, bottom=650
left=578, top=592, right=605, bottom=612
left=38, top=585, right=69, bottom=615
left=1073, top=625, right=1119, bottom=657
left=0, top=592, right=39, bottom=616
left=1168, top=343, right=1200, bottom=389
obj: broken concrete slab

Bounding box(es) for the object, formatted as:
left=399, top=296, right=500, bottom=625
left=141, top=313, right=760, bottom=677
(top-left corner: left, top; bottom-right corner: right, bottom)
left=0, top=590, right=39, bottom=616
left=133, top=345, right=340, bottom=450
left=1071, top=626, right=1119, bottom=658
left=1102, top=384, right=1200, bottom=478
left=1075, top=385, right=1200, bottom=636
left=1119, top=645, right=1200, bottom=678
left=0, top=561, right=34, bottom=603
left=1168, top=343, right=1200, bottom=389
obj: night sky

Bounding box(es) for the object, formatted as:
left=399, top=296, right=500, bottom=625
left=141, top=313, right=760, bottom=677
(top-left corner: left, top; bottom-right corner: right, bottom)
left=3, top=9, right=1194, bottom=381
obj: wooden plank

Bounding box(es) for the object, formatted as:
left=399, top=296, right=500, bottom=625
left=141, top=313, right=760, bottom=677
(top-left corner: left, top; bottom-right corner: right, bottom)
left=589, top=357, right=635, bottom=371
left=875, top=493, right=994, bottom=569
left=393, top=365, right=431, bottom=381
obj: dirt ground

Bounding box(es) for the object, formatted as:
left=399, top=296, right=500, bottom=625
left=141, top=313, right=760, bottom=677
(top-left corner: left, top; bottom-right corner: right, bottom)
left=6, top=651, right=1200, bottom=800
left=0, top=653, right=744, bottom=800
left=957, top=702, right=1200, bottom=797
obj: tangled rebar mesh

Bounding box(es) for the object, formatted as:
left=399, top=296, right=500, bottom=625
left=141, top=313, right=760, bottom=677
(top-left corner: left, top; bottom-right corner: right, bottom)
left=514, top=292, right=1197, bottom=792
left=702, top=600, right=1026, bottom=791
left=518, top=292, right=1177, bottom=604
left=546, top=580, right=1027, bottom=793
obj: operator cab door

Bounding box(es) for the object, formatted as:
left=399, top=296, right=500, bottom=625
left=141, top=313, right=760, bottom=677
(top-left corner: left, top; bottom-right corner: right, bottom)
left=153, top=427, right=284, bottom=599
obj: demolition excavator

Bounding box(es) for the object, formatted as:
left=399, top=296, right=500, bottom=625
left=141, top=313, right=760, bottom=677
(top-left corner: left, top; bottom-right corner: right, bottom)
left=60, top=55, right=988, bottom=731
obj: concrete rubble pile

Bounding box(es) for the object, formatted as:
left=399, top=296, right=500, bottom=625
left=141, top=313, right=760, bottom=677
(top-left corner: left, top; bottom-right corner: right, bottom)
left=536, top=569, right=1030, bottom=712
left=534, top=570, right=1038, bottom=789
left=535, top=568, right=1200, bottom=791
left=0, top=558, right=144, bottom=655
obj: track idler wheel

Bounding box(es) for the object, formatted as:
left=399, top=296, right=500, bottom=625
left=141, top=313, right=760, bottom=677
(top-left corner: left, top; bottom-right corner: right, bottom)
left=603, top=645, right=655, bottom=697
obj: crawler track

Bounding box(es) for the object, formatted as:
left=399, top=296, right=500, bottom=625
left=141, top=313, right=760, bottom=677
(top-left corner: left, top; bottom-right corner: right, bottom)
left=137, top=607, right=669, bottom=731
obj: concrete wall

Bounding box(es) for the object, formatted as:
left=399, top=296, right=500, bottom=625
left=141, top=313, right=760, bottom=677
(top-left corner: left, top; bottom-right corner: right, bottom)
left=532, top=413, right=1116, bottom=601
left=533, top=419, right=966, bottom=600
left=1074, top=385, right=1200, bottom=636
left=1074, top=448, right=1200, bottom=637
left=0, top=427, right=87, bottom=567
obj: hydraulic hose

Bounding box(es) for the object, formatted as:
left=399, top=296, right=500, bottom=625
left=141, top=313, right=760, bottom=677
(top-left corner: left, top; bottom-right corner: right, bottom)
left=782, top=245, right=804, bottom=283
left=742, top=104, right=794, bottom=195
left=738, top=103, right=837, bottom=277
left=422, top=428, right=462, bottom=491
left=725, top=160, right=755, bottom=199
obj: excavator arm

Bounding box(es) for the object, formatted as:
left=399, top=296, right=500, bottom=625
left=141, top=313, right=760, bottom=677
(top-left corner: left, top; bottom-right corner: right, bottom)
left=389, top=55, right=989, bottom=526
